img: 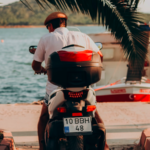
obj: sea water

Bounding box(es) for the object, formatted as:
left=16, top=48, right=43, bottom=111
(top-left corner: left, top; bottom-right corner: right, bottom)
left=0, top=26, right=106, bottom=104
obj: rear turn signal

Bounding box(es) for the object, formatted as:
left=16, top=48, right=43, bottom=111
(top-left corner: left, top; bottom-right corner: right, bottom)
left=72, top=112, right=83, bottom=117
left=57, top=107, right=67, bottom=113
left=86, top=105, right=96, bottom=112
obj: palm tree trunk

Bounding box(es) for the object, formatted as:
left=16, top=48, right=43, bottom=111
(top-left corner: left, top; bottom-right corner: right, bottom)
left=126, top=61, right=143, bottom=82
left=126, top=30, right=149, bottom=82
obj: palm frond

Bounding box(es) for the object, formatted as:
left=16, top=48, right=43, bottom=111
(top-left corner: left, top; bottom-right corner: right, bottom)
left=128, top=0, right=143, bottom=10
left=20, top=0, right=51, bottom=10
left=20, top=0, right=33, bottom=10
left=113, top=0, right=144, bottom=10
left=107, top=0, right=149, bottom=66
left=20, top=0, right=149, bottom=68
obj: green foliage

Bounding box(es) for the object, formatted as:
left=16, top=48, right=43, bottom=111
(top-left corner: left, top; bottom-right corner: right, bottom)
left=1, top=0, right=149, bottom=26
left=0, top=0, right=94, bottom=25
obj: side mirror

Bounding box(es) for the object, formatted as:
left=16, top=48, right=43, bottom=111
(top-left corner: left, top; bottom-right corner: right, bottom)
left=95, top=42, right=103, bottom=50
left=29, top=46, right=37, bottom=54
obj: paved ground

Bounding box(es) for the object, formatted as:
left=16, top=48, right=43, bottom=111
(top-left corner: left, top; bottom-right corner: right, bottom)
left=0, top=102, right=150, bottom=150
left=15, top=145, right=142, bottom=150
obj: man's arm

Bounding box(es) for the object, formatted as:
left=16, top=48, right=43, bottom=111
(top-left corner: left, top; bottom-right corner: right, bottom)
left=32, top=37, right=47, bottom=74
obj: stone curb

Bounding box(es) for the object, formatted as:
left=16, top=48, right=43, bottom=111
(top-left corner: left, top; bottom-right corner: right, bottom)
left=139, top=128, right=150, bottom=150
left=145, top=138, right=150, bottom=150
left=0, top=130, right=16, bottom=150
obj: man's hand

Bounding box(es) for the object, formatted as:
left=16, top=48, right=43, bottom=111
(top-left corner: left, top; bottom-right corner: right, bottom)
left=35, top=67, right=47, bottom=75
left=32, top=60, right=47, bottom=75
left=41, top=67, right=47, bottom=74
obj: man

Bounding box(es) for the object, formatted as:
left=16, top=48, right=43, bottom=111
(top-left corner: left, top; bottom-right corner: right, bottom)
left=32, top=12, right=109, bottom=150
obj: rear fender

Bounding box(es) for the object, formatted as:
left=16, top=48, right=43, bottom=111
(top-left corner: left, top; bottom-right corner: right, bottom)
left=49, top=88, right=96, bottom=120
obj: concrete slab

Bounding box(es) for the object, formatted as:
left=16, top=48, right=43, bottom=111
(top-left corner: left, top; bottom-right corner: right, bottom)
left=0, top=104, right=41, bottom=132
left=0, top=102, right=150, bottom=149
left=0, top=130, right=16, bottom=150
left=139, top=128, right=150, bottom=146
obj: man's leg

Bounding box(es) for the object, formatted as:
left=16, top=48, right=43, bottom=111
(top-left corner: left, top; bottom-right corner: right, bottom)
left=95, top=110, right=109, bottom=150
left=38, top=103, right=49, bottom=150
left=95, top=109, right=104, bottom=124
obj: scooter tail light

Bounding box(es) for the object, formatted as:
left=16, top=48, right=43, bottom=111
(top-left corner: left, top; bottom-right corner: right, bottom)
left=63, top=89, right=89, bottom=100
left=57, top=107, right=67, bottom=113
left=86, top=105, right=96, bottom=112
left=68, top=91, right=84, bottom=98
left=72, top=112, right=83, bottom=117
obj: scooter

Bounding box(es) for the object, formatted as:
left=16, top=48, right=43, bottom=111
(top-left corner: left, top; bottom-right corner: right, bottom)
left=29, top=43, right=105, bottom=150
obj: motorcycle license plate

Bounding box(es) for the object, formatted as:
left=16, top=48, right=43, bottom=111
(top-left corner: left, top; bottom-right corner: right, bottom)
left=63, top=117, right=92, bottom=134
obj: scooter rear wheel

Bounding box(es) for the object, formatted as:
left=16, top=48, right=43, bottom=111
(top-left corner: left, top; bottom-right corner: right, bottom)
left=68, top=136, right=83, bottom=150
left=46, top=138, right=58, bottom=150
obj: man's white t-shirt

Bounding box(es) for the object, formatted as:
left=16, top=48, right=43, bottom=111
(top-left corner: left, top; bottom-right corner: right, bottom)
left=33, top=27, right=99, bottom=95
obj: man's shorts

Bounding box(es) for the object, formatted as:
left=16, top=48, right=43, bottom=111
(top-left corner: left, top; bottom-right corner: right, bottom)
left=44, top=93, right=49, bottom=106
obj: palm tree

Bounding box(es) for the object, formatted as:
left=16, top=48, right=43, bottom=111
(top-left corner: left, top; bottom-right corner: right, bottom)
left=21, top=0, right=149, bottom=80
